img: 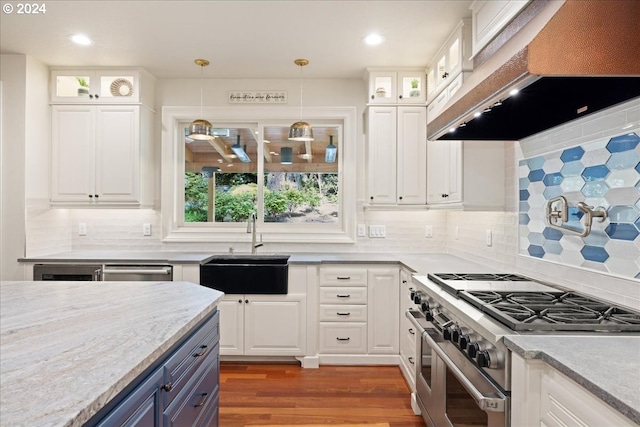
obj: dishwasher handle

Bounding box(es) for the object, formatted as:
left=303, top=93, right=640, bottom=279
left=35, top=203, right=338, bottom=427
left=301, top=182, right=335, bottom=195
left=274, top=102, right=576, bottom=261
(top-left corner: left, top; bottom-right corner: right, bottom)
left=102, top=267, right=172, bottom=275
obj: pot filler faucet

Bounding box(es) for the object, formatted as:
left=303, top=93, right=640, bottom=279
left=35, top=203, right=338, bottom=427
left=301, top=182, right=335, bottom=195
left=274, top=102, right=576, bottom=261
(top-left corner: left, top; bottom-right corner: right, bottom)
left=247, top=213, right=263, bottom=254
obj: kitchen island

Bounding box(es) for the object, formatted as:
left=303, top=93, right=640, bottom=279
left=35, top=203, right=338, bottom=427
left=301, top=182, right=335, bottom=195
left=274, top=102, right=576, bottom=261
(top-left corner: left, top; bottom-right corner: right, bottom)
left=0, top=280, right=223, bottom=427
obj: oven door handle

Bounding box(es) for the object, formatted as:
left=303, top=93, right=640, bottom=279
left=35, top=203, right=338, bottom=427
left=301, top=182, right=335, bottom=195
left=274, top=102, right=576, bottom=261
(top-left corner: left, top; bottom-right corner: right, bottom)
left=421, top=327, right=506, bottom=413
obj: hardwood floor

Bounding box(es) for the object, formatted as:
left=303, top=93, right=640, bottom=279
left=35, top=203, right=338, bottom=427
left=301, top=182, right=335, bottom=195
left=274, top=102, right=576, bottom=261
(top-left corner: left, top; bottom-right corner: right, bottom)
left=219, top=363, right=425, bottom=426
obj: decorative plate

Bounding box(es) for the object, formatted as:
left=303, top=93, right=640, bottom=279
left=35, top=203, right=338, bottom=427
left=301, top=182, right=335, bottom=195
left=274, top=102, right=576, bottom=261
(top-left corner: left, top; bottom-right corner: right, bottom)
left=110, top=78, right=134, bottom=97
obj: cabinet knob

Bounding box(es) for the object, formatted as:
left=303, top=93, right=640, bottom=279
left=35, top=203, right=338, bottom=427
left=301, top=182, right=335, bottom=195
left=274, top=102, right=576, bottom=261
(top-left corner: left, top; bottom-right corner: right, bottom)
left=89, top=94, right=94, bottom=99
left=399, top=95, right=403, bottom=99
left=94, top=194, right=99, bottom=198
left=238, top=299, right=242, bottom=303
left=95, top=94, right=99, bottom=99
left=245, top=299, right=249, bottom=303
left=370, top=196, right=374, bottom=200
left=371, top=95, right=375, bottom=100
left=88, top=195, right=93, bottom=198
left=442, top=72, right=449, bottom=79
left=399, top=196, right=403, bottom=200
left=161, top=382, right=173, bottom=392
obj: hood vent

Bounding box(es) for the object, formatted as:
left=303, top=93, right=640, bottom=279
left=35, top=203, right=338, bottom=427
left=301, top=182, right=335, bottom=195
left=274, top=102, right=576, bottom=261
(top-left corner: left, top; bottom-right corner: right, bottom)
left=429, top=0, right=640, bottom=141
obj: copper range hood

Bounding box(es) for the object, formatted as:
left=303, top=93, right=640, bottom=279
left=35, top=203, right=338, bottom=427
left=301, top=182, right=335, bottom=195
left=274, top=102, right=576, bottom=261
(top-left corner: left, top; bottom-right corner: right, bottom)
left=429, top=0, right=640, bottom=141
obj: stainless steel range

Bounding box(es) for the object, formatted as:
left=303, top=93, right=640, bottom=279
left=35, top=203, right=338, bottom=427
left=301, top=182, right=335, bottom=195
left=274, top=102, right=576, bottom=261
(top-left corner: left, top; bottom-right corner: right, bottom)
left=406, top=272, right=640, bottom=427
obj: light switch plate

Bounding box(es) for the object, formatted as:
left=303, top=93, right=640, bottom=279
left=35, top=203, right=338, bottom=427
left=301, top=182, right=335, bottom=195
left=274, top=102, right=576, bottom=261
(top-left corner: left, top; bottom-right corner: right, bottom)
left=486, top=229, right=492, bottom=246
left=78, top=223, right=87, bottom=236
left=143, top=223, right=152, bottom=236
left=369, top=225, right=386, bottom=238
left=357, top=224, right=366, bottom=237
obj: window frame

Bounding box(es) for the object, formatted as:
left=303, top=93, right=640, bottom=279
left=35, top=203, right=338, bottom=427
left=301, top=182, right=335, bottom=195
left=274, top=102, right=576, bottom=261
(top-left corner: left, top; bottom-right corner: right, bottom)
left=161, top=106, right=357, bottom=243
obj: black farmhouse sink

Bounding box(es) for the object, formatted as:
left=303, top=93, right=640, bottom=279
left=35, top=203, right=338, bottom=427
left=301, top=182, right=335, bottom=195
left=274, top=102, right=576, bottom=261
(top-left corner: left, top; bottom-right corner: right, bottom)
left=200, top=255, right=289, bottom=294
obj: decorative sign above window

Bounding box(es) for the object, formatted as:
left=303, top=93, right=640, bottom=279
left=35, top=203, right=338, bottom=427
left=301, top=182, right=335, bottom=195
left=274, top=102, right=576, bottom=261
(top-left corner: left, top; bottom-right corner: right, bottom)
left=228, top=91, right=287, bottom=104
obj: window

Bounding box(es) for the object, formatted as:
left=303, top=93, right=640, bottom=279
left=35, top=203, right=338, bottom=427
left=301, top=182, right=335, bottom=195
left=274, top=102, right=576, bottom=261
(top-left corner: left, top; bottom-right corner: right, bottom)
left=162, top=106, right=356, bottom=243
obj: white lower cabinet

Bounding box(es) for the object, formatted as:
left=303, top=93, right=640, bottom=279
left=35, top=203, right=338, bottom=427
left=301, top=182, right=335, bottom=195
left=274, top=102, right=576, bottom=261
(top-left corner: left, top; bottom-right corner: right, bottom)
left=318, top=265, right=399, bottom=362
left=218, top=271, right=307, bottom=357
left=511, top=352, right=636, bottom=427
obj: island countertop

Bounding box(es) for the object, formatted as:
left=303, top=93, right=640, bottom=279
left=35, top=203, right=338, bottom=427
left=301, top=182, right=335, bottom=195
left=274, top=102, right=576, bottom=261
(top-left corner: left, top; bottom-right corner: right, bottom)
left=0, top=280, right=223, bottom=427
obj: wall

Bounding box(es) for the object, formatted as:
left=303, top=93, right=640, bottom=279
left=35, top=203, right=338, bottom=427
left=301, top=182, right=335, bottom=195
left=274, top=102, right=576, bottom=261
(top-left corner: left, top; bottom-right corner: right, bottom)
left=1, top=55, right=27, bottom=279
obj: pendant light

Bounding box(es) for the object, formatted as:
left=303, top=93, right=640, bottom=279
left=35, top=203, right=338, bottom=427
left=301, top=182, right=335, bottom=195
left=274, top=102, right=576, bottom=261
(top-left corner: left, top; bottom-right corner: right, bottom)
left=288, top=59, right=314, bottom=142
left=188, top=59, right=214, bottom=141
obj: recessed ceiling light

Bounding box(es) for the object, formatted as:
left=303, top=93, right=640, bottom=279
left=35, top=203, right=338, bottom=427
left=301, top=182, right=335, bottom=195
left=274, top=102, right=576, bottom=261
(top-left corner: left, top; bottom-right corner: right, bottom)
left=363, top=33, right=385, bottom=46
left=69, top=34, right=93, bottom=46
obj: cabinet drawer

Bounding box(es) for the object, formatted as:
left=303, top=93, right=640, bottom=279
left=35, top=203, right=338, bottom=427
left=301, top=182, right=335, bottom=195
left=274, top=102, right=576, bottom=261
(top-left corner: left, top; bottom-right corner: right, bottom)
left=319, top=323, right=367, bottom=354
left=163, top=310, right=219, bottom=407
left=163, top=345, right=220, bottom=426
left=319, top=287, right=367, bottom=304
left=319, top=267, right=367, bottom=286
left=319, top=304, right=367, bottom=322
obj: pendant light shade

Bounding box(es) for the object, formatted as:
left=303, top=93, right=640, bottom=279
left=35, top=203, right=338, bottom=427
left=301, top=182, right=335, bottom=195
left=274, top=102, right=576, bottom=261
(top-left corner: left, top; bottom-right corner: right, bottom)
left=188, top=59, right=214, bottom=141
left=289, top=59, right=314, bottom=142
left=280, top=147, right=293, bottom=164
left=188, top=119, right=214, bottom=141
left=288, top=121, right=314, bottom=142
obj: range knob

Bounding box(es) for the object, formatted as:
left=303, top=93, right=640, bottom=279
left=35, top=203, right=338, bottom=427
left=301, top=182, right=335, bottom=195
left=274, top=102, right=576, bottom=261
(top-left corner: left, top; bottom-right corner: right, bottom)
left=410, top=290, right=418, bottom=301
left=413, top=292, right=423, bottom=305
left=458, top=334, right=470, bottom=350
left=449, top=325, right=461, bottom=343
left=443, top=326, right=453, bottom=341
left=467, top=342, right=481, bottom=358
left=476, top=351, right=491, bottom=368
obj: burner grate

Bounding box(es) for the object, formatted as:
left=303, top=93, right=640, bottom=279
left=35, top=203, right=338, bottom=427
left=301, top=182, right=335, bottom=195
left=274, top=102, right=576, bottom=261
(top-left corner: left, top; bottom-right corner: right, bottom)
left=460, top=290, right=640, bottom=332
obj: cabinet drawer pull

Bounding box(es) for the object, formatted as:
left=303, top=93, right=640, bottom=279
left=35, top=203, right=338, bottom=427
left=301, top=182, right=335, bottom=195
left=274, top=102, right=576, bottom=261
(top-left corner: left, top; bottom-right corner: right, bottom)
left=336, top=294, right=351, bottom=298
left=336, top=312, right=351, bottom=316
left=161, top=382, right=173, bottom=392
left=336, top=337, right=350, bottom=341
left=408, top=357, right=415, bottom=365
left=409, top=328, right=415, bottom=335
left=194, top=392, right=208, bottom=408
left=336, top=276, right=351, bottom=280
left=193, top=344, right=208, bottom=357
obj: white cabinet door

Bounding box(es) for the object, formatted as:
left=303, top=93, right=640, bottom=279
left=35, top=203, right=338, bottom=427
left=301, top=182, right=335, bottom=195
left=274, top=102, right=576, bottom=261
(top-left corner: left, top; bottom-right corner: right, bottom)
left=427, top=140, right=462, bottom=205
left=51, top=105, right=95, bottom=202
left=367, top=106, right=398, bottom=204
left=51, top=105, right=141, bottom=206
left=95, top=106, right=140, bottom=203
left=218, top=295, right=245, bottom=355
left=244, top=294, right=307, bottom=356
left=397, top=107, right=427, bottom=205
left=367, top=267, right=399, bottom=354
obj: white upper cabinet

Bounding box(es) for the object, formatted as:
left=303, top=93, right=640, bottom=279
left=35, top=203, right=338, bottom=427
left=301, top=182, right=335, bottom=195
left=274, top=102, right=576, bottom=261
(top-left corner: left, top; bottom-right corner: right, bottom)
left=470, top=0, right=531, bottom=57
left=426, top=19, right=473, bottom=104
left=427, top=140, right=505, bottom=210
left=367, top=106, right=427, bottom=206
left=50, top=68, right=155, bottom=105
left=366, top=69, right=426, bottom=105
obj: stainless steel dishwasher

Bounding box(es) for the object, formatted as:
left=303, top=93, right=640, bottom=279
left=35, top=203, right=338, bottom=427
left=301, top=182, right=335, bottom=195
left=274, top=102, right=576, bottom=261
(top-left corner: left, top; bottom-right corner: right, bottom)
left=101, top=265, right=173, bottom=281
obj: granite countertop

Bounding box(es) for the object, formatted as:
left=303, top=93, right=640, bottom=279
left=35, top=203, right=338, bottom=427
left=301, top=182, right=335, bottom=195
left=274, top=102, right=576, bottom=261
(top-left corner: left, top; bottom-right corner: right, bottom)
left=505, top=335, right=640, bottom=424
left=0, top=280, right=223, bottom=427
left=18, top=250, right=492, bottom=274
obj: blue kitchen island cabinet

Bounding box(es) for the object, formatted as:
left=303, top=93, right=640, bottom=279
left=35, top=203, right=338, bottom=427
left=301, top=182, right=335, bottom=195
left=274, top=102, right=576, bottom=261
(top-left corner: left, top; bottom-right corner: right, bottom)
left=91, top=311, right=220, bottom=427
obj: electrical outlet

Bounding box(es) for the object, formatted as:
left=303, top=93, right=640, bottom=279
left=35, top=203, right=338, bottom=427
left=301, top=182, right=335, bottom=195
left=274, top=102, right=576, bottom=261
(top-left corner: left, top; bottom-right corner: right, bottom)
left=455, top=226, right=459, bottom=240
left=357, top=224, right=366, bottom=237
left=78, top=223, right=87, bottom=236
left=486, top=229, right=492, bottom=247
left=369, top=225, right=386, bottom=238
left=425, top=225, right=433, bottom=238
left=143, top=223, right=152, bottom=236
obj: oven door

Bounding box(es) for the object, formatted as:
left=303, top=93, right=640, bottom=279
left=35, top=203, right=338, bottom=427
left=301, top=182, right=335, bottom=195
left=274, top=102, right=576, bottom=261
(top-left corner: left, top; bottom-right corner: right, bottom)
left=408, top=310, right=508, bottom=427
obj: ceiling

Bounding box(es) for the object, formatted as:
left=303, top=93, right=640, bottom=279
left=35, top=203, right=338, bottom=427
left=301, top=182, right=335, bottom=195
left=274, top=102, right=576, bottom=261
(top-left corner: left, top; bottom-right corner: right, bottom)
left=0, top=0, right=473, bottom=79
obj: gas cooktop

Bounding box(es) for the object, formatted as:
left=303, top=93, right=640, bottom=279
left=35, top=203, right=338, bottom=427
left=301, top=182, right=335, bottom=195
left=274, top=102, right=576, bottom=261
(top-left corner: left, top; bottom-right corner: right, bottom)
left=427, top=273, right=640, bottom=332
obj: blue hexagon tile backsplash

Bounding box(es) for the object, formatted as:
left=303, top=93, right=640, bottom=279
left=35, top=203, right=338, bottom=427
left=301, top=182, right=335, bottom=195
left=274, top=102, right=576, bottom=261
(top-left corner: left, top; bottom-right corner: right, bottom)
left=519, top=132, right=640, bottom=279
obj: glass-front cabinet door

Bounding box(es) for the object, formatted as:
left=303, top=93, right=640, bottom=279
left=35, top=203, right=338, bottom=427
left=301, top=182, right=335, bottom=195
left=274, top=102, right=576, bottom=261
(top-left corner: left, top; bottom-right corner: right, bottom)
left=51, top=69, right=140, bottom=103
left=367, top=69, right=426, bottom=104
